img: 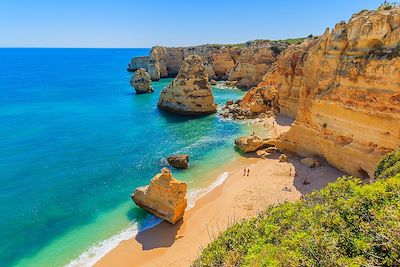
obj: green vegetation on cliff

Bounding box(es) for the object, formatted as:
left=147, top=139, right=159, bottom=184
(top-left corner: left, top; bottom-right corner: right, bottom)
left=375, top=149, right=400, bottom=180
left=194, top=151, right=400, bottom=266
left=274, top=37, right=308, bottom=44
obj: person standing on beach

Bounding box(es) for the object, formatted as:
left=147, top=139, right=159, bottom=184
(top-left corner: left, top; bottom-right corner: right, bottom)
left=243, top=168, right=246, bottom=176
left=247, top=168, right=250, bottom=176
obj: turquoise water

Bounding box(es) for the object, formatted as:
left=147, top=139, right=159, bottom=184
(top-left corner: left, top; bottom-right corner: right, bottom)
left=0, top=48, right=248, bottom=266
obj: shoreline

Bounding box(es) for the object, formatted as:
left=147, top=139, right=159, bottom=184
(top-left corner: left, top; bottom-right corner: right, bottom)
left=94, top=116, right=344, bottom=267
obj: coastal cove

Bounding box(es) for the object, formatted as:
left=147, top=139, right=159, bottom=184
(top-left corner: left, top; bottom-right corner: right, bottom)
left=0, top=48, right=251, bottom=266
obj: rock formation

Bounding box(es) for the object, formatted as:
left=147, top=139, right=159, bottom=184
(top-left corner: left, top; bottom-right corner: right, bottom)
left=167, top=154, right=189, bottom=169
left=132, top=168, right=187, bottom=224
left=235, top=135, right=269, bottom=153
left=128, top=57, right=160, bottom=80
left=130, top=68, right=154, bottom=94
left=246, top=37, right=319, bottom=118
left=278, top=154, right=288, bottom=162
left=158, top=55, right=217, bottom=115
left=250, top=7, right=400, bottom=178
left=128, top=41, right=288, bottom=89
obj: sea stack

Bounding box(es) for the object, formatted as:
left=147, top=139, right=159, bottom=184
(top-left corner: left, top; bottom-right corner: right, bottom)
left=130, top=68, right=154, bottom=94
left=157, top=55, right=217, bottom=115
left=131, top=168, right=187, bottom=224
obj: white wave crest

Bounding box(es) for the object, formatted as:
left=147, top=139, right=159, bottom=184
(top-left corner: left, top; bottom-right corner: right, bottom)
left=65, top=215, right=162, bottom=267
left=66, top=172, right=230, bottom=267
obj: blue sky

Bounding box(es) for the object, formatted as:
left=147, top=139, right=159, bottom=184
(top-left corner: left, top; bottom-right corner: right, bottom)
left=0, top=0, right=384, bottom=48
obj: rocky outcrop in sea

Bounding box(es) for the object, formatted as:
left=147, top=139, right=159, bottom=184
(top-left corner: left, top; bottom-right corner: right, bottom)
left=158, top=55, right=217, bottom=115
left=131, top=168, right=187, bottom=224
left=130, top=68, right=154, bottom=94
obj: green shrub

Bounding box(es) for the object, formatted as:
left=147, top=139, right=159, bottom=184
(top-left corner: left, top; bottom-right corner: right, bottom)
left=194, top=175, right=400, bottom=266
left=375, top=149, right=400, bottom=179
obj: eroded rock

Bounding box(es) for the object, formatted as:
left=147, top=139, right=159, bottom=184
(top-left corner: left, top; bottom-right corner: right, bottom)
left=130, top=68, right=154, bottom=94
left=269, top=7, right=400, bottom=177
left=158, top=55, right=217, bottom=115
left=167, top=154, right=189, bottom=169
left=128, top=57, right=160, bottom=80
left=129, top=40, right=288, bottom=88
left=235, top=135, right=268, bottom=153
left=131, top=168, right=187, bottom=224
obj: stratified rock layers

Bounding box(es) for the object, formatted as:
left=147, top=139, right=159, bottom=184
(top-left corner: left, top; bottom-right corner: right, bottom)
left=158, top=55, right=217, bottom=115
left=265, top=8, right=400, bottom=178
left=132, top=168, right=187, bottom=224
left=129, top=41, right=288, bottom=89
left=130, top=68, right=154, bottom=94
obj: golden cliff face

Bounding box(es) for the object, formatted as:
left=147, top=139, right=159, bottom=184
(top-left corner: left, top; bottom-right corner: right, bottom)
left=271, top=8, right=400, bottom=178
left=255, top=38, right=319, bottom=118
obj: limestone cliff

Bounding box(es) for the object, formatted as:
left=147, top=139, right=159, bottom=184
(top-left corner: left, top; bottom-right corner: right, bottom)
left=254, top=37, right=320, bottom=118
left=128, top=56, right=160, bottom=80
left=158, top=55, right=217, bottom=115
left=261, top=7, right=400, bottom=178
left=128, top=41, right=288, bottom=89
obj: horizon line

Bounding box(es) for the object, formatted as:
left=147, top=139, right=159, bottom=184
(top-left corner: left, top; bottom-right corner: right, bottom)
left=0, top=46, right=152, bottom=49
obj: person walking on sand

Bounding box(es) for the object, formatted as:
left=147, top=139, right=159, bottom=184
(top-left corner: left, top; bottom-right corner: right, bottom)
left=243, top=168, right=246, bottom=176
left=289, top=167, right=292, bottom=176
left=247, top=168, right=250, bottom=176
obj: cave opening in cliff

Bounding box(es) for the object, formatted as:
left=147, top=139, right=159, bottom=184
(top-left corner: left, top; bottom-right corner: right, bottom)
left=358, top=168, right=370, bottom=180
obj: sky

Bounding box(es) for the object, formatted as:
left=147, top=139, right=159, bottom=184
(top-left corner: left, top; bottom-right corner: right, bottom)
left=0, top=0, right=384, bottom=48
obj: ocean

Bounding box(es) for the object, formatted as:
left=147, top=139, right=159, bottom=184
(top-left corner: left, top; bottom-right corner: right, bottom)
left=0, top=48, right=249, bottom=266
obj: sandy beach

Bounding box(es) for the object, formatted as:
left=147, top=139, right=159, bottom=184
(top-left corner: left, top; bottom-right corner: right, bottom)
left=95, top=116, right=344, bottom=267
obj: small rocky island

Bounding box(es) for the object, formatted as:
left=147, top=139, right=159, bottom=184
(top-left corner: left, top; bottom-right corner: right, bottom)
left=132, top=168, right=187, bottom=224
left=130, top=68, right=154, bottom=94
left=158, top=55, right=217, bottom=115
left=167, top=154, right=189, bottom=169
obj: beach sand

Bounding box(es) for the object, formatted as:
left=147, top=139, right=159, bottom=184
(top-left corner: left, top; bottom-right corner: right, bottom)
left=95, top=116, right=344, bottom=267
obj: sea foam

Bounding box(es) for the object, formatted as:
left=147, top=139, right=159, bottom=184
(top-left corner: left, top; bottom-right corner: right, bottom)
left=66, top=172, right=230, bottom=267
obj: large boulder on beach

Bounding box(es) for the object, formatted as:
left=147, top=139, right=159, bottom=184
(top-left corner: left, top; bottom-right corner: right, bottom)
left=131, top=168, right=187, bottom=224
left=130, top=68, right=154, bottom=94
left=235, top=135, right=267, bottom=153
left=167, top=154, right=189, bottom=169
left=158, top=55, right=217, bottom=115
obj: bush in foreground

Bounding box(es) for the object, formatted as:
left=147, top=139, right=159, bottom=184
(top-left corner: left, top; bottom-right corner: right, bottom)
left=194, top=152, right=400, bottom=267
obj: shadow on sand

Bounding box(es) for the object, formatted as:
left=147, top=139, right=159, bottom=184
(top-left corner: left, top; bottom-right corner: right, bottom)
left=275, top=114, right=294, bottom=127
left=135, top=219, right=184, bottom=250
left=289, top=156, right=344, bottom=195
